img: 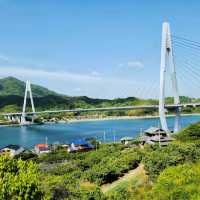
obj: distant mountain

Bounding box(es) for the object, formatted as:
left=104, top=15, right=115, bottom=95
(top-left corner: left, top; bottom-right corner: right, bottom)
left=0, top=77, right=197, bottom=115
left=0, top=77, right=58, bottom=97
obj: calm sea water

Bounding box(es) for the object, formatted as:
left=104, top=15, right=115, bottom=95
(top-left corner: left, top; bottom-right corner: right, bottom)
left=0, top=115, right=200, bottom=148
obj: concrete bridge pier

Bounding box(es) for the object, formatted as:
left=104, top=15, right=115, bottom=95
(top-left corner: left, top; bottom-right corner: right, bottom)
left=20, top=80, right=36, bottom=125
left=20, top=113, right=27, bottom=125
left=16, top=116, right=21, bottom=123
left=4, top=115, right=9, bottom=121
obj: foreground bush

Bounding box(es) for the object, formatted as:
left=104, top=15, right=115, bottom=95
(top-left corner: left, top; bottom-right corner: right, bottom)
left=142, top=143, right=200, bottom=180
left=39, top=144, right=143, bottom=198
left=151, top=163, right=200, bottom=200
left=0, top=156, right=43, bottom=200
left=175, top=121, right=200, bottom=142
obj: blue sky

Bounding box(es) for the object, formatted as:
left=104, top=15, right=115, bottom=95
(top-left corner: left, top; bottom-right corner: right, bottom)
left=0, top=0, right=199, bottom=99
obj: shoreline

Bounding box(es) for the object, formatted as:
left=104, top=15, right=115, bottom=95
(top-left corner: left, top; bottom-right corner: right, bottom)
left=1, top=113, right=200, bottom=127
left=67, top=113, right=200, bottom=123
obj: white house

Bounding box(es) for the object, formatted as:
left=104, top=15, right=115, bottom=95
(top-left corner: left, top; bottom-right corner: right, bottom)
left=0, top=144, right=24, bottom=157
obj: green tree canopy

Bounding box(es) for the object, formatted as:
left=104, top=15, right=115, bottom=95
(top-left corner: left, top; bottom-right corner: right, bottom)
left=175, top=121, right=200, bottom=142
left=151, top=163, right=200, bottom=200
left=0, top=156, right=43, bottom=200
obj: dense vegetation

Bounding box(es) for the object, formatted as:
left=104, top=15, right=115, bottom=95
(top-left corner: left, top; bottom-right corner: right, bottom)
left=0, top=156, right=42, bottom=199
left=2, top=119, right=200, bottom=199
left=142, top=142, right=200, bottom=180
left=151, top=163, right=200, bottom=200
left=174, top=121, right=200, bottom=142
left=38, top=144, right=142, bottom=199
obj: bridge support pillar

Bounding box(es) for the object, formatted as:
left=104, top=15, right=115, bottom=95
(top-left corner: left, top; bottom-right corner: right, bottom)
left=16, top=116, right=21, bottom=123
left=21, top=80, right=36, bottom=125
left=11, top=116, right=15, bottom=122
left=159, top=22, right=180, bottom=133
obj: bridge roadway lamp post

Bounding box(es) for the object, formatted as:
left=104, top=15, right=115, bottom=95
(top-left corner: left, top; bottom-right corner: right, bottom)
left=159, top=22, right=181, bottom=133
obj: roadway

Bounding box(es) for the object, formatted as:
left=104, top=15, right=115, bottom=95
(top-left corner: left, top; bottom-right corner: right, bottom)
left=2, top=102, right=200, bottom=116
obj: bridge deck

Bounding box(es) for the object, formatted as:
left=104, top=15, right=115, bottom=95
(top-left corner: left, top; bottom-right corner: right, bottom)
left=2, top=103, right=200, bottom=116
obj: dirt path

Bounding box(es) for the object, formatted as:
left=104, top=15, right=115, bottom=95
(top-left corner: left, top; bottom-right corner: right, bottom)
left=101, top=164, right=145, bottom=193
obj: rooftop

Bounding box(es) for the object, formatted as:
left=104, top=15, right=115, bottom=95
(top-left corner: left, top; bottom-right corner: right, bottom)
left=145, top=127, right=166, bottom=135
left=35, top=144, right=48, bottom=148
left=72, top=139, right=90, bottom=145
left=1, top=144, right=22, bottom=151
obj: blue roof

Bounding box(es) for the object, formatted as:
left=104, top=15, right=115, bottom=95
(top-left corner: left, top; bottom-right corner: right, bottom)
left=71, top=139, right=94, bottom=148
left=72, top=139, right=89, bottom=145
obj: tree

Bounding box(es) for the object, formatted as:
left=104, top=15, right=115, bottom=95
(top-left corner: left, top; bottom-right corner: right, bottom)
left=0, top=156, right=43, bottom=200
left=142, top=143, right=200, bottom=180
left=151, top=163, right=200, bottom=200
left=175, top=121, right=200, bottom=142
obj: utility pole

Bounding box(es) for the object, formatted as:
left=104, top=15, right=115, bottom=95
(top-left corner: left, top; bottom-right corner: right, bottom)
left=158, top=129, right=161, bottom=148
left=140, top=128, right=143, bottom=137
left=103, top=131, right=106, bottom=143
left=113, top=130, right=116, bottom=143
left=45, top=136, right=48, bottom=146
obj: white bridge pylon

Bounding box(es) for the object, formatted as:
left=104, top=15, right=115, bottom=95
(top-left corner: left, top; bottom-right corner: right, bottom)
left=159, top=22, right=181, bottom=133
left=21, top=80, right=36, bottom=125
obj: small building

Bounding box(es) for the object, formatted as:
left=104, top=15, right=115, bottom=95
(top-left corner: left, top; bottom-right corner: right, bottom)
left=144, top=127, right=167, bottom=136
left=139, top=127, right=174, bottom=146
left=68, top=139, right=94, bottom=152
left=0, top=144, right=24, bottom=157
left=120, top=137, right=134, bottom=145
left=61, top=144, right=69, bottom=150
left=35, top=144, right=50, bottom=154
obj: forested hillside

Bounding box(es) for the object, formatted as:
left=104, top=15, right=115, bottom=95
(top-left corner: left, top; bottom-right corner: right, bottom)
left=0, top=77, right=199, bottom=116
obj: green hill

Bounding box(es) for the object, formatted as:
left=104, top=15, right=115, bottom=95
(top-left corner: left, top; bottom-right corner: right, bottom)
left=0, top=77, right=58, bottom=97
left=0, top=77, right=151, bottom=113
left=0, top=77, right=199, bottom=115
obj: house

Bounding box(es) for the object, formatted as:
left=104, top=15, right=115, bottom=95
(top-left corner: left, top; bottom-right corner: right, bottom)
left=144, top=127, right=167, bottom=136
left=139, top=127, right=174, bottom=146
left=35, top=144, right=50, bottom=154
left=61, top=144, right=70, bottom=150
left=120, top=137, right=134, bottom=145
left=0, top=144, right=24, bottom=157
left=68, top=139, right=94, bottom=152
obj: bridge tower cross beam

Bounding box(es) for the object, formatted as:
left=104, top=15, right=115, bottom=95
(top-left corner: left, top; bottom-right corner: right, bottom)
left=159, top=22, right=181, bottom=133
left=21, top=80, right=36, bottom=124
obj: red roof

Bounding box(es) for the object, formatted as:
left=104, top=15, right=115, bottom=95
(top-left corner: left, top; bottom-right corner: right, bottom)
left=35, top=144, right=48, bottom=148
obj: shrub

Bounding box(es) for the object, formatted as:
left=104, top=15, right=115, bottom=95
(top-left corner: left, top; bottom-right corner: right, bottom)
left=151, top=163, right=200, bottom=200
left=175, top=121, right=200, bottom=142
left=0, top=156, right=43, bottom=200
left=142, top=143, right=200, bottom=180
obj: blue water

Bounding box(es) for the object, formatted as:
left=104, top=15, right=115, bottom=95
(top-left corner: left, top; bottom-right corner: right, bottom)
left=0, top=115, right=200, bottom=148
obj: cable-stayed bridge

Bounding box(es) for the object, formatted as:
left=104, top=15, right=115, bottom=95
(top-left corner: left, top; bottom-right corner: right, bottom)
left=3, top=102, right=200, bottom=117
left=2, top=22, right=200, bottom=133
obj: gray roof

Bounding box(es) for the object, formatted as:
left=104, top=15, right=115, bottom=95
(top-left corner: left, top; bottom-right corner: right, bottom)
left=139, top=135, right=174, bottom=143
left=120, top=137, right=133, bottom=141
left=145, top=127, right=165, bottom=134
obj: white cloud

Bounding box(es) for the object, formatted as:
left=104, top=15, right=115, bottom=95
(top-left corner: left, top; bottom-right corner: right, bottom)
left=118, top=60, right=144, bottom=68
left=74, top=87, right=81, bottom=92
left=0, top=65, right=160, bottom=99
left=118, top=63, right=124, bottom=67
left=127, top=61, right=144, bottom=68
left=90, top=70, right=101, bottom=76
left=0, top=66, right=102, bottom=82
left=0, top=54, right=11, bottom=62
